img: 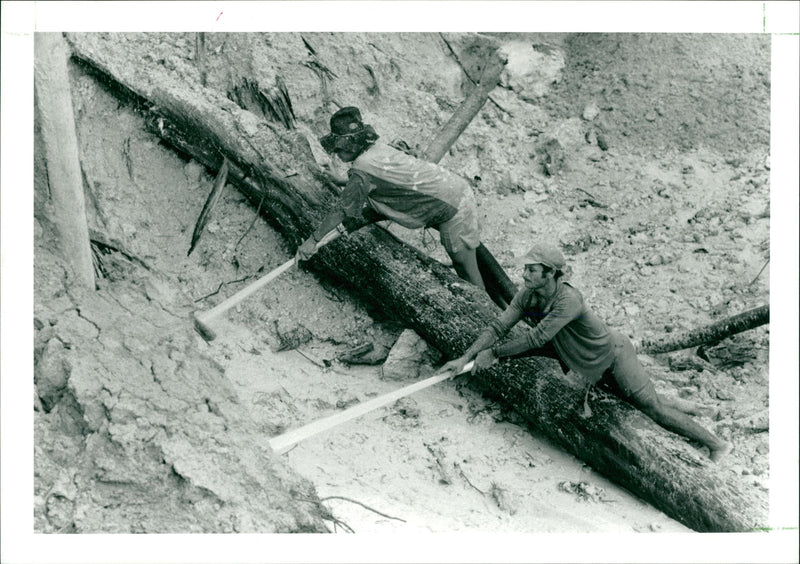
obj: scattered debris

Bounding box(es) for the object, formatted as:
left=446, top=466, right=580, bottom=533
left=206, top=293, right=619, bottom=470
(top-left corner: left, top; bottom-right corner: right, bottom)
left=363, top=64, right=380, bottom=96
left=227, top=76, right=296, bottom=129
left=337, top=343, right=391, bottom=366
left=558, top=481, right=612, bottom=503
left=489, top=482, right=518, bottom=515
left=320, top=495, right=406, bottom=523
left=424, top=441, right=454, bottom=485
left=272, top=319, right=313, bottom=352
left=188, top=157, right=230, bottom=256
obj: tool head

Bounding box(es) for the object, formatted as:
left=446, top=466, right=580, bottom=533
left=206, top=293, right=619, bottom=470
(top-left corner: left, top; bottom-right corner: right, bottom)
left=192, top=313, right=217, bottom=342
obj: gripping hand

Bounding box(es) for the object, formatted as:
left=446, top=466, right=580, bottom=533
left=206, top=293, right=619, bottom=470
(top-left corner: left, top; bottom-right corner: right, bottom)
left=473, top=348, right=497, bottom=374
left=297, top=237, right=318, bottom=262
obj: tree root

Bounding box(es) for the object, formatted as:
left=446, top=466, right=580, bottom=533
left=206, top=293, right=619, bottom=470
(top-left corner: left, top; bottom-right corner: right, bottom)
left=320, top=495, right=407, bottom=523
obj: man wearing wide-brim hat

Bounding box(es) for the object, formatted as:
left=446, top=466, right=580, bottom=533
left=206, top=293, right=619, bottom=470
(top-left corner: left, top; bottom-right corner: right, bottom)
left=298, top=106, right=488, bottom=293
left=437, top=242, right=732, bottom=462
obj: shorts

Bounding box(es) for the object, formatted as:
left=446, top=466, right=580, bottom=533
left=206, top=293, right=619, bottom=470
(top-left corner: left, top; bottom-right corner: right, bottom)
left=437, top=185, right=481, bottom=255
left=600, top=331, right=658, bottom=407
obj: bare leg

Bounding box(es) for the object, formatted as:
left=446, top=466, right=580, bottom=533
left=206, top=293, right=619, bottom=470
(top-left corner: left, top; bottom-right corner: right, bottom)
left=449, top=247, right=485, bottom=289
left=635, top=395, right=731, bottom=462
left=659, top=395, right=718, bottom=418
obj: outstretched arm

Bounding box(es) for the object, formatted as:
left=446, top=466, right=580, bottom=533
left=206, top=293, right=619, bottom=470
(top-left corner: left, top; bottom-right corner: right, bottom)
left=296, top=208, right=347, bottom=261
left=437, top=290, right=526, bottom=376
left=436, top=328, right=498, bottom=376
left=491, top=292, right=579, bottom=358
left=297, top=172, right=373, bottom=261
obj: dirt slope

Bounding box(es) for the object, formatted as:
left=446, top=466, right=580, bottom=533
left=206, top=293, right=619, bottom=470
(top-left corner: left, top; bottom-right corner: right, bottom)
left=34, top=32, right=769, bottom=534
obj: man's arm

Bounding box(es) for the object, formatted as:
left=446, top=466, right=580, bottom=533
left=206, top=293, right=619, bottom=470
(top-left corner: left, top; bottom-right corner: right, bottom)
left=437, top=290, right=526, bottom=375
left=491, top=291, right=579, bottom=359
left=297, top=173, right=371, bottom=261
left=296, top=208, right=347, bottom=261
left=310, top=209, right=347, bottom=242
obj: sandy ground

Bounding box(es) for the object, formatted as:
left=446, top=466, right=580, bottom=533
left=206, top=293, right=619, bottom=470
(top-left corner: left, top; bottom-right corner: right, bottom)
left=203, top=315, right=690, bottom=533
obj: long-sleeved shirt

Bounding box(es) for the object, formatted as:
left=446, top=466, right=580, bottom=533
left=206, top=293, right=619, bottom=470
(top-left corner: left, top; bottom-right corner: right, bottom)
left=488, top=280, right=616, bottom=384
left=340, top=143, right=469, bottom=229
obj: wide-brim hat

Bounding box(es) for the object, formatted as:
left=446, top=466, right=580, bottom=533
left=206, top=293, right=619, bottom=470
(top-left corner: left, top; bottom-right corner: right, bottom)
left=320, top=106, right=376, bottom=153
left=514, top=242, right=566, bottom=272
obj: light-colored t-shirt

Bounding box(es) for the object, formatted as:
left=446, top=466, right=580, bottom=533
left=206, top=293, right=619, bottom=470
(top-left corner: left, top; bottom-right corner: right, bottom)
left=340, top=143, right=470, bottom=229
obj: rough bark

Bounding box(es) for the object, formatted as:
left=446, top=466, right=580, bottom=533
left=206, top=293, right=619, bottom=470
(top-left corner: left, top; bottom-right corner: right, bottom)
left=34, top=33, right=95, bottom=289
left=641, top=305, right=769, bottom=354
left=66, top=33, right=767, bottom=533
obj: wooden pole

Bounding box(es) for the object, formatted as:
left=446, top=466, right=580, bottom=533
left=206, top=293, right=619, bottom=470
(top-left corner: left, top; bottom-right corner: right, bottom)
left=35, top=33, right=95, bottom=289
left=269, top=361, right=474, bottom=454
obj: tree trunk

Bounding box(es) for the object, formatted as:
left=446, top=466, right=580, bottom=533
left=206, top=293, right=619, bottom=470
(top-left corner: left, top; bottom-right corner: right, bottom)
left=421, top=49, right=506, bottom=164
left=35, top=33, right=95, bottom=289
left=641, top=305, right=769, bottom=354
left=419, top=46, right=517, bottom=307
left=66, top=33, right=767, bottom=533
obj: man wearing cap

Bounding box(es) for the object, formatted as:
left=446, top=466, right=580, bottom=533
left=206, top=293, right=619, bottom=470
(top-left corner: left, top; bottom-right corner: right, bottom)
left=297, top=106, right=486, bottom=291
left=437, top=242, right=732, bottom=462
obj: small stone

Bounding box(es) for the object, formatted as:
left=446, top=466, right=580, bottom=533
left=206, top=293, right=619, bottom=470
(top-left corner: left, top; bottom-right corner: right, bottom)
left=715, top=388, right=735, bottom=401
left=582, top=101, right=600, bottom=121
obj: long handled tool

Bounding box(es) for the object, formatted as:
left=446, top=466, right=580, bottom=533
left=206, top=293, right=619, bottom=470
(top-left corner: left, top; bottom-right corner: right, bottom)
left=193, top=229, right=342, bottom=341
left=268, top=361, right=474, bottom=454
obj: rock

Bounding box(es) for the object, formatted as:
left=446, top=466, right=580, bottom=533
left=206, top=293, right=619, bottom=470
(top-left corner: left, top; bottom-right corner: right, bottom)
left=534, top=138, right=566, bottom=176
left=498, top=39, right=565, bottom=98
left=184, top=160, right=204, bottom=184
left=35, top=338, right=71, bottom=412
left=523, top=191, right=549, bottom=204
left=645, top=254, right=664, bottom=266
left=380, top=329, right=439, bottom=381
left=582, top=100, right=600, bottom=121
left=737, top=411, right=769, bottom=433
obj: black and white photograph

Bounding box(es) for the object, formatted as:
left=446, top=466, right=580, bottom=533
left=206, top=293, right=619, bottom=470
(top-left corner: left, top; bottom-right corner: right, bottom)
left=2, top=2, right=799, bottom=563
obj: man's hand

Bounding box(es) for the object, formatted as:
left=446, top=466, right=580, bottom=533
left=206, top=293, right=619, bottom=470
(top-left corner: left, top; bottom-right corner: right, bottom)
left=473, top=348, right=497, bottom=374
left=296, top=237, right=318, bottom=262
left=436, top=355, right=470, bottom=376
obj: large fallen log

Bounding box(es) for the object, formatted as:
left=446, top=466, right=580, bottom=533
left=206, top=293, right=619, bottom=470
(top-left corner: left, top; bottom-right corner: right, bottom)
left=67, top=33, right=767, bottom=532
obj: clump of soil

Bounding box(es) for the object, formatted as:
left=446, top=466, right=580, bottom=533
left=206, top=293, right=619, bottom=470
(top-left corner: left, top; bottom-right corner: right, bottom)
left=34, top=32, right=769, bottom=533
